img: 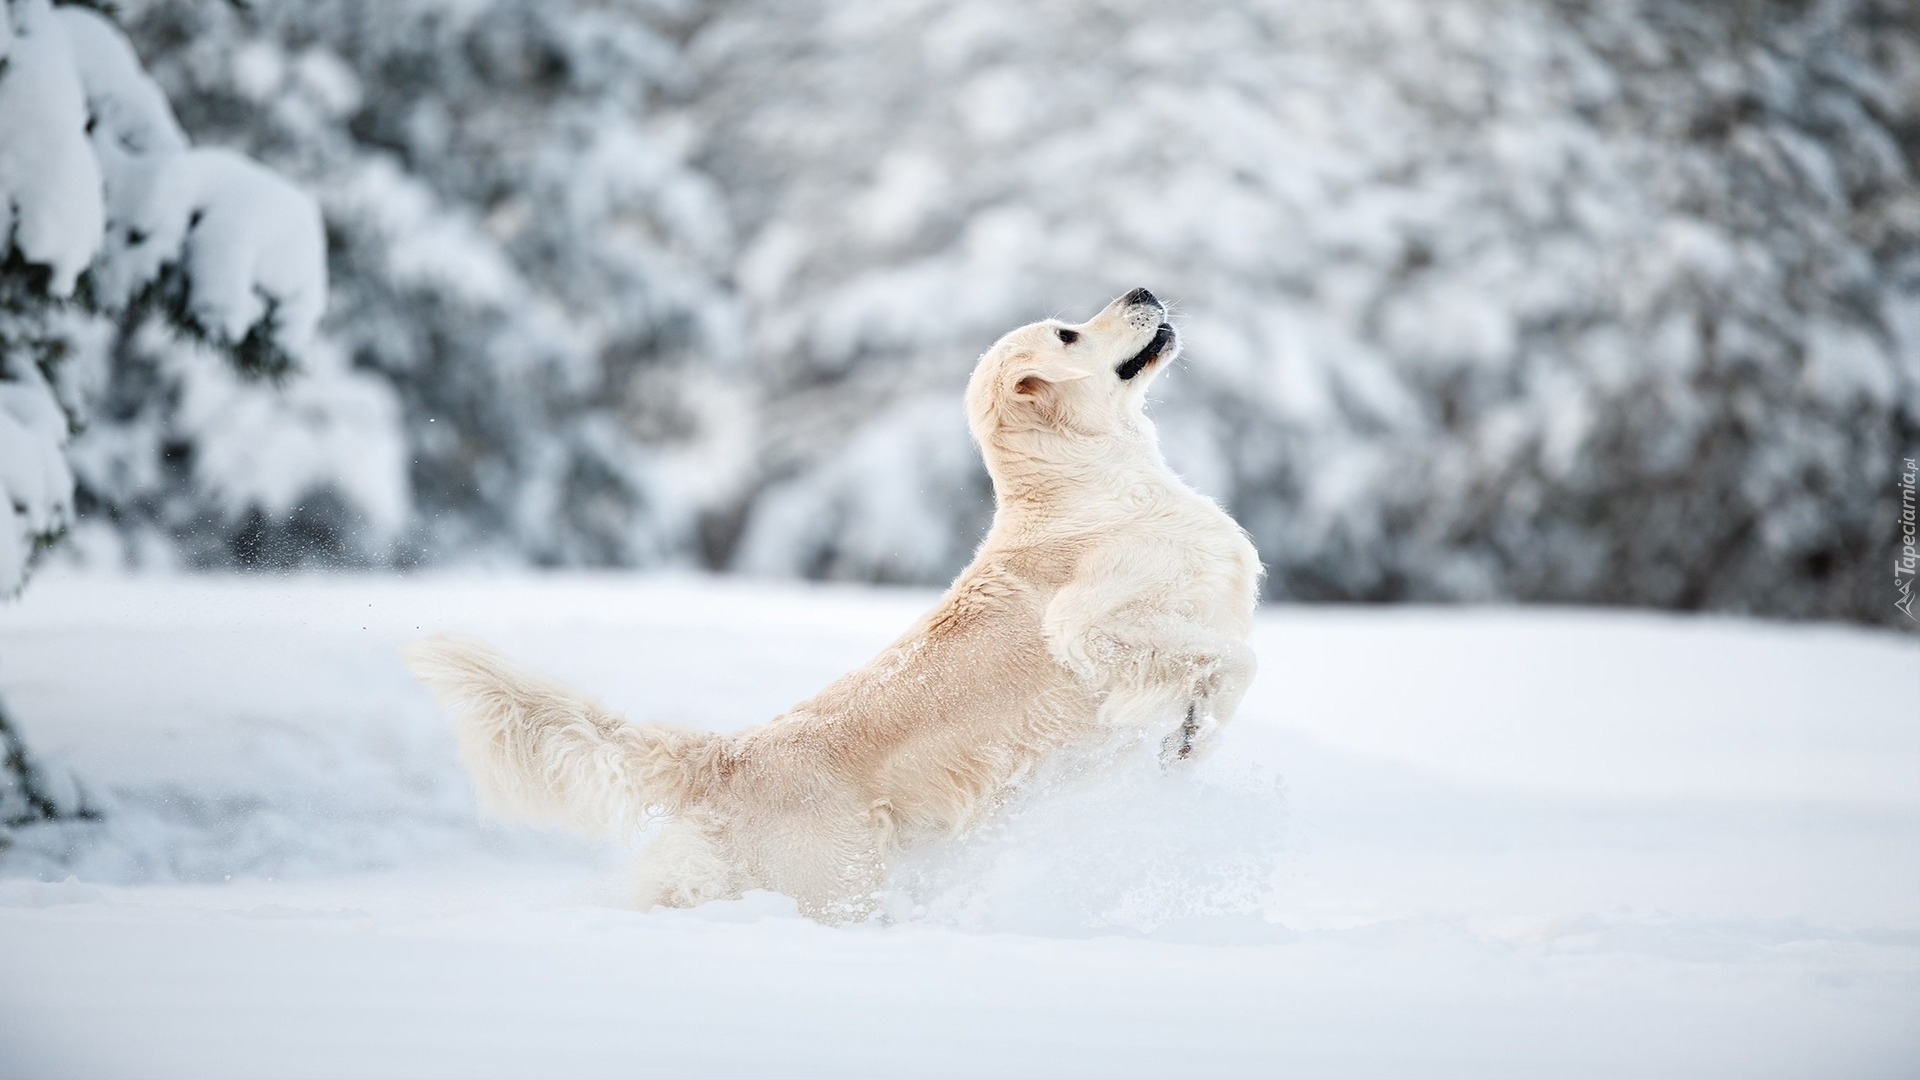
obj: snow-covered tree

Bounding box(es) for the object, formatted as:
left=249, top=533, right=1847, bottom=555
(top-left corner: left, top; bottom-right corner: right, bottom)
left=26, top=0, right=1911, bottom=628
left=96, top=0, right=747, bottom=569
left=0, top=0, right=352, bottom=832
left=686, top=0, right=1919, bottom=624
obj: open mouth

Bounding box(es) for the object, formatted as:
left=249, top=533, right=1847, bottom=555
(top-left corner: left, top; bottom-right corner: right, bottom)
left=1116, top=324, right=1176, bottom=381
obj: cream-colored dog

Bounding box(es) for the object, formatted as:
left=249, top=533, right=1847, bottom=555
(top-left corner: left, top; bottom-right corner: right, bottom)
left=402, top=288, right=1260, bottom=922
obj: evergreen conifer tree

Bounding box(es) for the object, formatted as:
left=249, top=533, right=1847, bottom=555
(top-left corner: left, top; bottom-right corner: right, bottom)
left=0, top=0, right=339, bottom=839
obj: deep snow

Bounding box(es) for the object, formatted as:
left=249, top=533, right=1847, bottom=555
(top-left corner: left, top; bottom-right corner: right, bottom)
left=0, top=574, right=1915, bottom=1077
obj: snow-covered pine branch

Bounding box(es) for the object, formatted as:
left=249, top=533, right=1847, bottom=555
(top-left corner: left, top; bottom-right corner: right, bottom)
left=1, top=0, right=332, bottom=592
left=0, top=0, right=336, bottom=827
left=97, top=0, right=744, bottom=571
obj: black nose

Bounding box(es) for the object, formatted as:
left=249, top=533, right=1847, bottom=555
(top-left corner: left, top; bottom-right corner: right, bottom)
left=1122, top=287, right=1160, bottom=309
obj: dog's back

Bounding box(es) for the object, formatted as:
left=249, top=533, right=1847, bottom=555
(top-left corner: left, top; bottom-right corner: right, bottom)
left=737, top=559, right=1103, bottom=843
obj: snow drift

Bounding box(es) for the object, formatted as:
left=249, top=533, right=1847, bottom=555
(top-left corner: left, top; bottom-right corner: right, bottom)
left=0, top=574, right=1914, bottom=1076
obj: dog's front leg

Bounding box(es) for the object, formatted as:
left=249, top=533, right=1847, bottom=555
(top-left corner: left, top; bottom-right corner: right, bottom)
left=1090, top=629, right=1253, bottom=767
left=1163, top=640, right=1255, bottom=766
left=1049, top=593, right=1249, bottom=760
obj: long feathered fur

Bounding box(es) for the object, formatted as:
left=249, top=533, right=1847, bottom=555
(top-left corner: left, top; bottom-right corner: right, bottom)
left=398, top=635, right=730, bottom=837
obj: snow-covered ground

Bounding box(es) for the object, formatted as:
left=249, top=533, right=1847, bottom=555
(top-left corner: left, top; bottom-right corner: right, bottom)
left=0, top=574, right=1915, bottom=1078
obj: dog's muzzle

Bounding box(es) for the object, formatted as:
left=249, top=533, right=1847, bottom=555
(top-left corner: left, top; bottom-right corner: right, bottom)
left=1117, top=323, right=1176, bottom=381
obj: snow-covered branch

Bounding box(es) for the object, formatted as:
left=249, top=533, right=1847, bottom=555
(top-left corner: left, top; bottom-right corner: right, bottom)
left=0, top=0, right=337, bottom=592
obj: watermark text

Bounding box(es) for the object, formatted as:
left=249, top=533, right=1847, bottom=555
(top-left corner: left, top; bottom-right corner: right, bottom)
left=1898, top=456, right=1916, bottom=622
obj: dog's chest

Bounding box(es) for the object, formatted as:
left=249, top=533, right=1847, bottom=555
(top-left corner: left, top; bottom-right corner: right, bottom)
left=1105, top=477, right=1260, bottom=625
left=1162, top=495, right=1258, bottom=616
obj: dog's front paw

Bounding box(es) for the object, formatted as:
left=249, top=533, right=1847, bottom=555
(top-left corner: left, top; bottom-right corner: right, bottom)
left=1159, top=703, right=1218, bottom=768
left=1152, top=699, right=1198, bottom=764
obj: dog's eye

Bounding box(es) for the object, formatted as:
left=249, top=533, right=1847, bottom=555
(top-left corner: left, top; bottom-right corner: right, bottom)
left=1056, top=328, right=1079, bottom=345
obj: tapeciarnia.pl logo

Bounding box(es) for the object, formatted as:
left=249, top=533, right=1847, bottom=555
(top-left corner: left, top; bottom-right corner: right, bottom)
left=1898, top=456, right=1917, bottom=622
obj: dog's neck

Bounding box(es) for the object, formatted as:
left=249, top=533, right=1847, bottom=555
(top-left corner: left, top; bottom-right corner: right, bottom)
left=980, top=417, right=1177, bottom=532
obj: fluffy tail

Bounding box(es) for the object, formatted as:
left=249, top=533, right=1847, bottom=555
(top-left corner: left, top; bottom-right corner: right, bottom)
left=400, top=635, right=730, bottom=836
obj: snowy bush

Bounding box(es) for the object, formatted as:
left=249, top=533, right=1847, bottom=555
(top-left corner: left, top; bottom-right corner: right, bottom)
left=1, top=0, right=371, bottom=826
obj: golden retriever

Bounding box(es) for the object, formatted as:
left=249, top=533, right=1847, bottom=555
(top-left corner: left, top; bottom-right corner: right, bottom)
left=402, top=287, right=1260, bottom=922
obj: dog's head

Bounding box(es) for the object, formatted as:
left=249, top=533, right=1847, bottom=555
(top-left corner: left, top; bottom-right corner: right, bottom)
left=965, top=288, right=1178, bottom=462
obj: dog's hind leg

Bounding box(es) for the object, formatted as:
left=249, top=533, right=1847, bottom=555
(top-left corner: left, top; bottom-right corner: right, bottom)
left=793, top=859, right=886, bottom=924
left=633, top=817, right=742, bottom=910
left=756, top=813, right=888, bottom=925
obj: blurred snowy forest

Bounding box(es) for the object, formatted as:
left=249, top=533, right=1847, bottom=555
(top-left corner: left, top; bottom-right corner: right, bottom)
left=9, top=0, right=1920, bottom=626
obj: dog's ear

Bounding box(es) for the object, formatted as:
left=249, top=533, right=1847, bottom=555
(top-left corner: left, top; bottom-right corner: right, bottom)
left=1000, top=355, right=1089, bottom=429
left=1005, top=356, right=1090, bottom=400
